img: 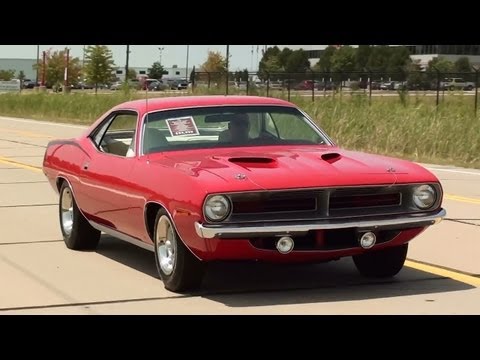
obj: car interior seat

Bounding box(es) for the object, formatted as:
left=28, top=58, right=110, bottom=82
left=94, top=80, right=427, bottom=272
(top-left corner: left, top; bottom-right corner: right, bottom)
left=143, top=127, right=169, bottom=154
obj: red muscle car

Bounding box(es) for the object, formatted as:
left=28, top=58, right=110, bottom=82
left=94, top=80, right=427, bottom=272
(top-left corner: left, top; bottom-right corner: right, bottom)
left=43, top=95, right=446, bottom=292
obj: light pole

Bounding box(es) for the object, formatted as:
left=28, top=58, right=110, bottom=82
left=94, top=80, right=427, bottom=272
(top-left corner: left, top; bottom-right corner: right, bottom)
left=158, top=47, right=164, bottom=65
left=185, top=45, right=190, bottom=82
left=125, top=45, right=130, bottom=83
left=35, top=45, right=40, bottom=87
left=225, top=45, right=230, bottom=95
left=64, top=47, right=70, bottom=93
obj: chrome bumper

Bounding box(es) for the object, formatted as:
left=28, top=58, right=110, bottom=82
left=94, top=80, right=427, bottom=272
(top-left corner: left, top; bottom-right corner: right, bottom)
left=194, top=208, right=446, bottom=239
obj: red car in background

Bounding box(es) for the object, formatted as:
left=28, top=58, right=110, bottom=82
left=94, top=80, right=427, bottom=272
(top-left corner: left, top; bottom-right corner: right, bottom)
left=43, top=95, right=446, bottom=292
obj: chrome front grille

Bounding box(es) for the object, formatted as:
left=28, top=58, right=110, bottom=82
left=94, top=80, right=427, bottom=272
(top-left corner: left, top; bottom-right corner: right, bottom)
left=222, top=185, right=425, bottom=224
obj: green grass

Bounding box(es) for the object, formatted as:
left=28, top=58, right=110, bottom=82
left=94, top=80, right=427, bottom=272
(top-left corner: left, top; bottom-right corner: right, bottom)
left=0, top=89, right=479, bottom=169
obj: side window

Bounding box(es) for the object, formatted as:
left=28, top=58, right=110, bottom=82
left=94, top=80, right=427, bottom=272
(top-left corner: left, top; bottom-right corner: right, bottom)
left=267, top=112, right=323, bottom=143
left=264, top=114, right=279, bottom=138
left=91, top=112, right=138, bottom=157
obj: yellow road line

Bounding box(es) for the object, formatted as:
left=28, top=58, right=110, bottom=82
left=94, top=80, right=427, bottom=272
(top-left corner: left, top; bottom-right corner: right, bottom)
left=444, top=193, right=480, bottom=205
left=1, top=155, right=479, bottom=289
left=1, top=156, right=480, bottom=207
left=0, top=156, right=43, bottom=172
left=405, top=259, right=480, bottom=287
left=0, top=127, right=53, bottom=139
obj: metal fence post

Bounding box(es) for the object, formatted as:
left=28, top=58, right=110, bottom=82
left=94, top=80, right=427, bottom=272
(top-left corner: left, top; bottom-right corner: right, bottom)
left=287, top=80, right=291, bottom=102
left=311, top=69, right=315, bottom=102
left=368, top=72, right=372, bottom=105
left=475, top=69, right=479, bottom=116
left=266, top=72, right=270, bottom=97
left=435, top=67, right=440, bottom=108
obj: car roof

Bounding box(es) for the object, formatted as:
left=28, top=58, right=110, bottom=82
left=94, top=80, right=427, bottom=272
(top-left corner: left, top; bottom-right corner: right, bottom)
left=113, top=95, right=296, bottom=113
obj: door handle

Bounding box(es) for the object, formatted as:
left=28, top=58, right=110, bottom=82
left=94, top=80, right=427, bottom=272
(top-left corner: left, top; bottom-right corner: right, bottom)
left=82, top=162, right=89, bottom=170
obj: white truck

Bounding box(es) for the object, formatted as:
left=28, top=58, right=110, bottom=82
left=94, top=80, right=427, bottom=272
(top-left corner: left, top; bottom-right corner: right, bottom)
left=441, top=77, right=476, bottom=91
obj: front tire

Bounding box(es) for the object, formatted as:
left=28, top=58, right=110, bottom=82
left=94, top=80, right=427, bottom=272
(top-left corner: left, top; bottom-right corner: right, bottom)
left=353, top=243, right=408, bottom=278
left=59, top=181, right=101, bottom=250
left=153, top=209, right=205, bottom=293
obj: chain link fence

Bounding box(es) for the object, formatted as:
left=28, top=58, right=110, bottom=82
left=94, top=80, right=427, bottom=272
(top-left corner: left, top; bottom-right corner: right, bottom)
left=191, top=70, right=480, bottom=114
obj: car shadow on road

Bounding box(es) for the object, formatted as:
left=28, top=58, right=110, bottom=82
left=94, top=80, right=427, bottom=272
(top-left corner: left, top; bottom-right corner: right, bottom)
left=96, top=235, right=474, bottom=307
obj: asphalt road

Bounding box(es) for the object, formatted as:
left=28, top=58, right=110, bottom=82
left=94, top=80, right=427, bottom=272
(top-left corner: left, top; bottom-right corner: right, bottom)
left=0, top=115, right=479, bottom=314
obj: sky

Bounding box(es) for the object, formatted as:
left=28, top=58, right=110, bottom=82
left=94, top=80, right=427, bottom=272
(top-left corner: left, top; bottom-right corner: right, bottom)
left=0, top=45, right=317, bottom=71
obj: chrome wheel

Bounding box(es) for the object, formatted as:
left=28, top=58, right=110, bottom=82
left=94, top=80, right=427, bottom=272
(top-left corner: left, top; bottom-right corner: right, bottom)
left=156, top=215, right=177, bottom=276
left=61, top=187, right=74, bottom=236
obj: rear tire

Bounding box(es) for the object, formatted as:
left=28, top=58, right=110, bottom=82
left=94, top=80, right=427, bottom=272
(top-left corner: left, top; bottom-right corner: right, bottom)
left=59, top=181, right=101, bottom=250
left=353, top=243, right=408, bottom=278
left=153, top=209, right=205, bottom=293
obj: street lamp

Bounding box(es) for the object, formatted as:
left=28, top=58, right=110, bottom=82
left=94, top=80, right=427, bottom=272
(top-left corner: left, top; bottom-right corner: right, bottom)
left=158, top=47, right=165, bottom=65
left=225, top=45, right=230, bottom=94
left=35, top=45, right=40, bottom=87
left=186, top=45, right=190, bottom=82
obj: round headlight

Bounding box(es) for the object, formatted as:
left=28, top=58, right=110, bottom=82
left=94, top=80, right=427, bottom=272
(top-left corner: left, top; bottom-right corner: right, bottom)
left=413, top=185, right=436, bottom=209
left=204, top=195, right=231, bottom=221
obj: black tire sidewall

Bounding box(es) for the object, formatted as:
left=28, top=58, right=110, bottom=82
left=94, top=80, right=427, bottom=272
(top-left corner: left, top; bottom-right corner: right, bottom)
left=58, top=181, right=100, bottom=250
left=153, top=209, right=204, bottom=292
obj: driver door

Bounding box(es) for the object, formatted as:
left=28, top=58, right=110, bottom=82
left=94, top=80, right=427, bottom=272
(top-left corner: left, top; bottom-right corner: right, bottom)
left=77, top=110, right=142, bottom=235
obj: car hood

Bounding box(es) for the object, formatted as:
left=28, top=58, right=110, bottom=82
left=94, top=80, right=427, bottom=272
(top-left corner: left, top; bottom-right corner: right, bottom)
left=151, top=146, right=437, bottom=192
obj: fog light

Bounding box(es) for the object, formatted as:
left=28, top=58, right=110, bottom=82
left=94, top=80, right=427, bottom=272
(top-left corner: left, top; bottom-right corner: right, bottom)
left=276, top=236, right=294, bottom=254
left=359, top=232, right=376, bottom=249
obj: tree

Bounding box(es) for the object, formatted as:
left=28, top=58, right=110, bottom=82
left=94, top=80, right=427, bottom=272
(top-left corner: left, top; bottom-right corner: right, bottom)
left=148, top=61, right=167, bottom=79
left=190, top=66, right=196, bottom=84
left=127, top=68, right=137, bottom=80
left=17, top=70, right=26, bottom=81
left=426, top=57, right=454, bottom=82
left=284, top=49, right=310, bottom=74
left=454, top=57, right=471, bottom=73
left=355, top=45, right=372, bottom=72
left=84, top=45, right=116, bottom=93
left=199, top=51, right=227, bottom=83
left=313, top=45, right=337, bottom=77
left=234, top=68, right=249, bottom=81
left=35, top=49, right=82, bottom=90
left=366, top=45, right=391, bottom=80
left=387, top=46, right=412, bottom=80
left=278, top=48, right=293, bottom=69
left=331, top=45, right=356, bottom=80
left=257, top=46, right=282, bottom=80
left=0, top=69, right=15, bottom=80
left=406, top=59, right=426, bottom=89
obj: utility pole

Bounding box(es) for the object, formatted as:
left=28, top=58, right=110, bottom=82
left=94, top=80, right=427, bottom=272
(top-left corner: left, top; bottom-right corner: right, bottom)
left=225, top=45, right=230, bottom=95
left=40, top=51, right=46, bottom=92
left=158, top=46, right=164, bottom=65
left=125, top=45, right=130, bottom=83
left=35, top=45, right=40, bottom=88
left=185, top=45, right=190, bottom=83
left=64, top=47, right=70, bottom=92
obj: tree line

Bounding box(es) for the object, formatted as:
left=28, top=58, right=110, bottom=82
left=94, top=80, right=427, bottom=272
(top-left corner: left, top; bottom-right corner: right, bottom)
left=196, top=45, right=477, bottom=85
left=1, top=45, right=476, bottom=89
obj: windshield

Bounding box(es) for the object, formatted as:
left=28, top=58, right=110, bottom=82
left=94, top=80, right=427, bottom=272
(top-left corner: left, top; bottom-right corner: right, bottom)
left=141, top=105, right=332, bottom=154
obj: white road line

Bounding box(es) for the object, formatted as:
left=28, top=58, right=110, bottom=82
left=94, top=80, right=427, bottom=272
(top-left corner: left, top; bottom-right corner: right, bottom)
left=1, top=116, right=480, bottom=177
left=425, top=168, right=480, bottom=176
left=0, top=116, right=87, bottom=129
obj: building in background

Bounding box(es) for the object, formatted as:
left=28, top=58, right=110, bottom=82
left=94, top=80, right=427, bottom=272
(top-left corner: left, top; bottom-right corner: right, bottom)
left=114, top=65, right=188, bottom=81
left=405, top=45, right=480, bottom=68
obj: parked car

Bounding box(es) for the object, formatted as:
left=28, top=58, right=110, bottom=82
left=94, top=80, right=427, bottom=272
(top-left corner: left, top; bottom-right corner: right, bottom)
left=42, top=95, right=446, bottom=293
left=148, top=79, right=169, bottom=91
left=22, top=79, right=37, bottom=89
left=440, top=78, right=475, bottom=91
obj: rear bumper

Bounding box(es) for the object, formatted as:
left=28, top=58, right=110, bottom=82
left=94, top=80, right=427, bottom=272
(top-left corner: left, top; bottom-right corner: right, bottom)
left=194, top=208, right=446, bottom=239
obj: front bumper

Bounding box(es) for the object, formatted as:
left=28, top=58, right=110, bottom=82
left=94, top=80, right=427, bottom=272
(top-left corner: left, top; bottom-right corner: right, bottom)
left=194, top=208, right=446, bottom=239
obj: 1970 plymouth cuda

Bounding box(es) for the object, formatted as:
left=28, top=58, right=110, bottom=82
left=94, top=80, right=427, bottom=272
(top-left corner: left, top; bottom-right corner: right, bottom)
left=43, top=95, right=446, bottom=292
